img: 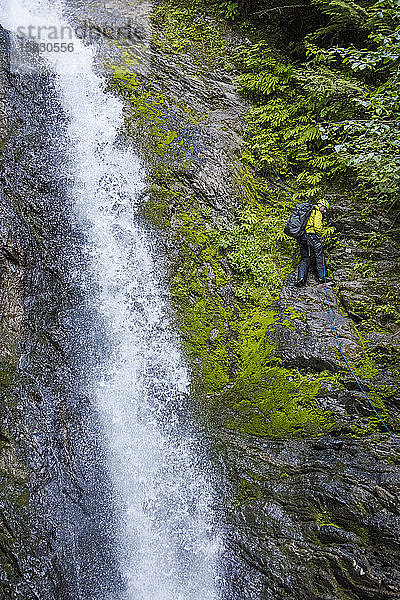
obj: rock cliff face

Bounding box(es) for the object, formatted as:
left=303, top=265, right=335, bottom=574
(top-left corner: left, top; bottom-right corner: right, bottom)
left=0, top=27, right=121, bottom=599
left=0, top=28, right=54, bottom=597
left=109, top=2, right=400, bottom=599
left=0, top=1, right=399, bottom=599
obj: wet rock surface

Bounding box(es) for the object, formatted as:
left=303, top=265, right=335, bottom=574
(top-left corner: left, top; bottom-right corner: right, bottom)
left=0, top=1, right=399, bottom=599
left=108, top=3, right=400, bottom=599
left=0, top=26, right=121, bottom=599
left=220, top=430, right=400, bottom=600
left=273, top=281, right=360, bottom=371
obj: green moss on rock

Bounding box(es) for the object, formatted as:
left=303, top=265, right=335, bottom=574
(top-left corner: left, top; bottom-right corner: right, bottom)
left=152, top=0, right=229, bottom=68
left=234, top=475, right=264, bottom=506
left=111, top=66, right=200, bottom=171
left=109, top=2, right=339, bottom=439
left=170, top=194, right=334, bottom=436
left=0, top=360, right=16, bottom=388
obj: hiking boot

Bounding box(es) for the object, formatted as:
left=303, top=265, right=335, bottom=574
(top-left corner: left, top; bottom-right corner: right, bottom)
left=295, top=278, right=306, bottom=287
left=318, top=276, right=334, bottom=284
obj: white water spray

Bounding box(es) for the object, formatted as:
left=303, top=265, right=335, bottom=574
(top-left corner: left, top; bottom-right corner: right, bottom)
left=1, top=1, right=221, bottom=598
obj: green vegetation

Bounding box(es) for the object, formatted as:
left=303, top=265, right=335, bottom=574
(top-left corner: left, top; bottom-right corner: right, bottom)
left=0, top=360, right=16, bottom=388
left=224, top=366, right=336, bottom=437
left=316, top=511, right=340, bottom=528
left=235, top=475, right=264, bottom=505
left=109, top=0, right=399, bottom=439
left=213, top=167, right=294, bottom=303
left=112, top=64, right=200, bottom=170
left=212, top=0, right=400, bottom=210
left=236, top=45, right=351, bottom=202
left=152, top=0, right=229, bottom=67
left=142, top=175, right=336, bottom=436
left=137, top=175, right=335, bottom=436
left=307, top=0, right=400, bottom=208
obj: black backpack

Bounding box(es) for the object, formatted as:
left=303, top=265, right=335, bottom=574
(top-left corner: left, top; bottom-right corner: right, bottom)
left=284, top=202, right=313, bottom=238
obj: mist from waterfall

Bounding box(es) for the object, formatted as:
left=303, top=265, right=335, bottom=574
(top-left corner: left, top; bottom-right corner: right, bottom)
left=0, top=1, right=222, bottom=598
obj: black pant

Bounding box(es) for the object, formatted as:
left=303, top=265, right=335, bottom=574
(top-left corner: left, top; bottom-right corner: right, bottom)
left=297, top=233, right=326, bottom=282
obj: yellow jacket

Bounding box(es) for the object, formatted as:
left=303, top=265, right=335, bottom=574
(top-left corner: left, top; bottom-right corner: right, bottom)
left=306, top=206, right=323, bottom=235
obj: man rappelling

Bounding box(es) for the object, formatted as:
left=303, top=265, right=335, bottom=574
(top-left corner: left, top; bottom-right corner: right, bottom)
left=284, top=198, right=333, bottom=286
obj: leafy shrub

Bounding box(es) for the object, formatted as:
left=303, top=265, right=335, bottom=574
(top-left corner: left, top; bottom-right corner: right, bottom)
left=233, top=0, right=399, bottom=211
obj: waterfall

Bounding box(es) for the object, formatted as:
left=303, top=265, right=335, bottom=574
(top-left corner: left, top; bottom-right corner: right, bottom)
left=1, top=1, right=221, bottom=598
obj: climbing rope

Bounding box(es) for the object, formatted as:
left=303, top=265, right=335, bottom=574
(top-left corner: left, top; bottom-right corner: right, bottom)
left=322, top=254, right=400, bottom=451
left=270, top=165, right=400, bottom=450
left=179, top=34, right=400, bottom=449
left=271, top=166, right=292, bottom=195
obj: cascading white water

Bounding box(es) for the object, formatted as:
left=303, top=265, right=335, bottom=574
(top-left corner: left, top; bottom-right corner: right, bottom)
left=1, top=1, right=222, bottom=598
